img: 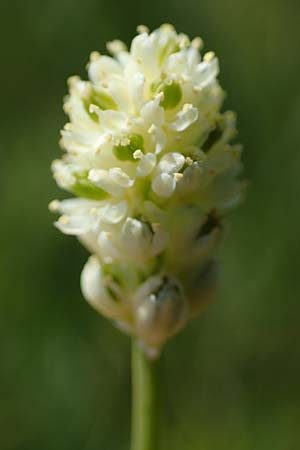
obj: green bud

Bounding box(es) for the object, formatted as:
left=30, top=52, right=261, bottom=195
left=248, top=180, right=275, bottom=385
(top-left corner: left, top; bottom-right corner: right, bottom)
left=135, top=276, right=187, bottom=349
left=113, top=134, right=144, bottom=161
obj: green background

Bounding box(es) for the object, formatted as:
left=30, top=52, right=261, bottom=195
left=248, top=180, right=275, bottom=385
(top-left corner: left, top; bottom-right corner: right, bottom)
left=1, top=0, right=300, bottom=448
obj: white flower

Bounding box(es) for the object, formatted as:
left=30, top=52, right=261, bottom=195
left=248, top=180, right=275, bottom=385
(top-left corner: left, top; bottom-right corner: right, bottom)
left=50, top=24, right=244, bottom=355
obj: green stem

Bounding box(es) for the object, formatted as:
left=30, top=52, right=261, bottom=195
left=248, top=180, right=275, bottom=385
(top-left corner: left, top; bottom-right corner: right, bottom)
left=131, top=340, right=159, bottom=450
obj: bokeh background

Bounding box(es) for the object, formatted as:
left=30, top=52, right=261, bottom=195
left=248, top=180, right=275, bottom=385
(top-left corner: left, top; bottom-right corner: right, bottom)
left=1, top=0, right=300, bottom=448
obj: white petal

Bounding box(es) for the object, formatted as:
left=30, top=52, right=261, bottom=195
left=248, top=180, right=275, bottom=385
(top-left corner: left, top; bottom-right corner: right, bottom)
left=98, top=231, right=123, bottom=262
left=141, top=97, right=165, bottom=127
left=55, top=213, right=97, bottom=235
left=109, top=168, right=134, bottom=188
left=124, top=59, right=141, bottom=82
left=137, top=153, right=157, bottom=177
left=106, top=78, right=130, bottom=112
left=195, top=58, right=219, bottom=88
left=120, top=218, right=152, bottom=257
left=61, top=128, right=109, bottom=153
left=129, top=72, right=145, bottom=109
left=97, top=110, right=128, bottom=132
left=81, top=256, right=105, bottom=304
left=81, top=255, right=121, bottom=318
left=53, top=198, right=99, bottom=215
left=130, top=33, right=159, bottom=79
left=177, top=161, right=204, bottom=194
left=170, top=104, right=198, bottom=131
left=88, top=169, right=124, bottom=197
left=148, top=124, right=166, bottom=154
left=133, top=276, right=162, bottom=304
left=88, top=55, right=122, bottom=84
left=163, top=50, right=187, bottom=75
left=130, top=32, right=149, bottom=58
left=152, top=173, right=176, bottom=198
left=187, top=46, right=200, bottom=68
left=52, top=159, right=75, bottom=188
left=158, top=152, right=185, bottom=173
left=52, top=198, right=100, bottom=235
left=78, top=231, right=102, bottom=255
left=98, top=201, right=128, bottom=224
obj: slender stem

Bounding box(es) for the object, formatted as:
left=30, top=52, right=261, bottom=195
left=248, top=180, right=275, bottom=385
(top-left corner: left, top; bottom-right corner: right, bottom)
left=131, top=340, right=159, bottom=450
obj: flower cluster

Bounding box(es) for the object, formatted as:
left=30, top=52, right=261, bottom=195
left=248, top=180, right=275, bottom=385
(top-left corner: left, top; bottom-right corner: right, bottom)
left=50, top=24, right=243, bottom=355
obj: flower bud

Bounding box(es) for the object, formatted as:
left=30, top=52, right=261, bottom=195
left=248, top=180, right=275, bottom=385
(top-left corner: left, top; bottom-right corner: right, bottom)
left=120, top=218, right=153, bottom=258
left=81, top=256, right=129, bottom=323
left=134, top=276, right=188, bottom=351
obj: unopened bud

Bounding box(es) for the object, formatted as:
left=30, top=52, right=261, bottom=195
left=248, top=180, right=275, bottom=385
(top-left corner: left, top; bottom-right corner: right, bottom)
left=134, top=276, right=188, bottom=351
left=120, top=217, right=153, bottom=258
left=81, top=256, right=129, bottom=323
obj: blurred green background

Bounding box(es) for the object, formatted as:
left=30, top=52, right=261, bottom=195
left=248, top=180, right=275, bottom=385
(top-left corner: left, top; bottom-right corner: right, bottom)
left=1, top=0, right=300, bottom=448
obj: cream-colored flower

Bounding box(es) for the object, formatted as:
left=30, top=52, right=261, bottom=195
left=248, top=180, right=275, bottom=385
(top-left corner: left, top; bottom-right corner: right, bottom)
left=50, top=24, right=244, bottom=356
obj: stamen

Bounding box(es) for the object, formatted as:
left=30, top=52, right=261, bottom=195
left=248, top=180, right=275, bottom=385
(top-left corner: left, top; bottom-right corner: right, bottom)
left=59, top=215, right=69, bottom=225
left=137, top=25, right=149, bottom=34
left=204, top=51, right=215, bottom=62
left=191, top=36, right=203, bottom=49
left=174, top=173, right=183, bottom=181
left=48, top=200, right=60, bottom=212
